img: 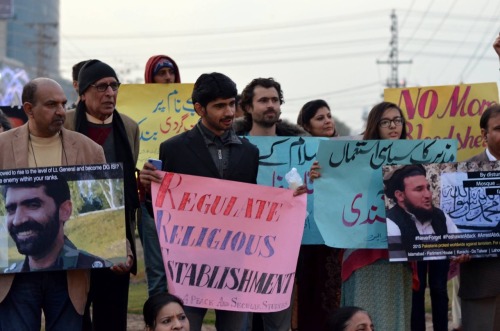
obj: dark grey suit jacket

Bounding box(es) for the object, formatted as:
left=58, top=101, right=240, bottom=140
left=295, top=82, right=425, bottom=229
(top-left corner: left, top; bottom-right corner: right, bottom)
left=158, top=126, right=259, bottom=184
left=459, top=150, right=500, bottom=299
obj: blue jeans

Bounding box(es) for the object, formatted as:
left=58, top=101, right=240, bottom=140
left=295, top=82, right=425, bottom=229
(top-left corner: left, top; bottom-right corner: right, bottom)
left=0, top=272, right=82, bottom=331
left=138, top=203, right=167, bottom=296
left=184, top=306, right=247, bottom=331
left=411, top=260, right=450, bottom=331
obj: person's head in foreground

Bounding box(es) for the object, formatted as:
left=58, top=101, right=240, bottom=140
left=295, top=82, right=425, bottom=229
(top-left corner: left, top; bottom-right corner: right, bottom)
left=327, top=306, right=374, bottom=331
left=143, top=293, right=190, bottom=331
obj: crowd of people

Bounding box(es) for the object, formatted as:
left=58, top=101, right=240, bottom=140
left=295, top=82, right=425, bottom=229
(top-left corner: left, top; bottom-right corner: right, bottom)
left=0, top=34, right=499, bottom=331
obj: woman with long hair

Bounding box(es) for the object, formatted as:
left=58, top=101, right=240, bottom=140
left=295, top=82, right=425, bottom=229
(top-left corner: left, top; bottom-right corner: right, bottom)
left=341, top=102, right=411, bottom=331
left=295, top=99, right=342, bottom=331
left=310, top=101, right=412, bottom=330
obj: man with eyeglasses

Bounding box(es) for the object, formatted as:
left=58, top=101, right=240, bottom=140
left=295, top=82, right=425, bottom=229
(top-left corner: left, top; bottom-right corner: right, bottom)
left=65, top=59, right=140, bottom=331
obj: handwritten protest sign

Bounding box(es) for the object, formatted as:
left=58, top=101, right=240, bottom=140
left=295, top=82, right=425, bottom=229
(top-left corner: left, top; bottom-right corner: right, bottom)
left=384, top=83, right=498, bottom=161
left=116, top=84, right=198, bottom=167
left=384, top=162, right=500, bottom=261
left=314, top=139, right=457, bottom=249
left=245, top=136, right=325, bottom=244
left=151, top=172, right=307, bottom=312
left=0, top=163, right=126, bottom=273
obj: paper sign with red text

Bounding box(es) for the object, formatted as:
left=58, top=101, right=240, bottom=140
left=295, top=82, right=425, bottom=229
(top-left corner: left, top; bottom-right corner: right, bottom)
left=151, top=172, right=307, bottom=312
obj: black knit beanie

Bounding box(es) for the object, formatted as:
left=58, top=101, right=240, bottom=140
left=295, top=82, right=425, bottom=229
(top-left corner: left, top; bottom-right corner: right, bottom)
left=78, top=59, right=119, bottom=95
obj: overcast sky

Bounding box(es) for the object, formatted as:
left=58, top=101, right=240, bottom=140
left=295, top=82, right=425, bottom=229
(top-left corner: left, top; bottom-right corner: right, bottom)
left=60, top=0, right=500, bottom=133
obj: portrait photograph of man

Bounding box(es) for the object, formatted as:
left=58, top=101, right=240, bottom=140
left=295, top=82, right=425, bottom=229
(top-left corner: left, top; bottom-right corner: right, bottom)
left=0, top=167, right=126, bottom=274
left=383, top=164, right=460, bottom=261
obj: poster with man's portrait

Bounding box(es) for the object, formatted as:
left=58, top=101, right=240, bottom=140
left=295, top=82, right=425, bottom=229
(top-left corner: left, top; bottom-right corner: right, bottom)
left=0, top=163, right=126, bottom=273
left=383, top=162, right=500, bottom=261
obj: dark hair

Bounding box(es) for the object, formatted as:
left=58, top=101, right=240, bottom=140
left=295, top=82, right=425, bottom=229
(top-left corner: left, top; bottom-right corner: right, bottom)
left=3, top=176, right=71, bottom=208
left=0, top=109, right=12, bottom=131
left=297, top=99, right=334, bottom=136
left=143, top=293, right=185, bottom=329
left=72, top=60, right=90, bottom=82
left=240, top=77, right=284, bottom=112
left=479, top=104, right=500, bottom=130
left=191, top=72, right=237, bottom=108
left=327, top=306, right=372, bottom=331
left=22, top=80, right=38, bottom=105
left=363, top=101, right=407, bottom=140
left=384, top=164, right=427, bottom=200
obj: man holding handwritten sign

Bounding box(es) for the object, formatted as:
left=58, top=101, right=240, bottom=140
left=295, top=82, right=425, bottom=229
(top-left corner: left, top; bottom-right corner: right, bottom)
left=140, top=72, right=260, bottom=331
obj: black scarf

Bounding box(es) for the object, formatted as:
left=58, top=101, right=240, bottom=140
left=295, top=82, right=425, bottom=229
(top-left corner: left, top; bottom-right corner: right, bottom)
left=387, top=204, right=448, bottom=252
left=74, top=102, right=139, bottom=273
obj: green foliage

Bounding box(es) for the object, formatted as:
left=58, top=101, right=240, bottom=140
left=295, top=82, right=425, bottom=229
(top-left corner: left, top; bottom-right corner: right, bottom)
left=69, top=181, right=84, bottom=218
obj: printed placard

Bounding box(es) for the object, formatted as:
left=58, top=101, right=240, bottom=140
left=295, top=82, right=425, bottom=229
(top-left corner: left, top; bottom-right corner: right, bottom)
left=384, top=162, right=500, bottom=261
left=0, top=163, right=126, bottom=273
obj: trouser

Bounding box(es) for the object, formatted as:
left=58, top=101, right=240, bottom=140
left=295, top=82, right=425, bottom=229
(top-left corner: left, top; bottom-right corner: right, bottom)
left=411, top=260, right=449, bottom=331
left=83, top=268, right=130, bottom=331
left=138, top=202, right=167, bottom=296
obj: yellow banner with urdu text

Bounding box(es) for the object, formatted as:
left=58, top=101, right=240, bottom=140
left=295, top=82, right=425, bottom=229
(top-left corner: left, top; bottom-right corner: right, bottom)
left=116, top=84, right=198, bottom=168
left=384, top=83, right=499, bottom=161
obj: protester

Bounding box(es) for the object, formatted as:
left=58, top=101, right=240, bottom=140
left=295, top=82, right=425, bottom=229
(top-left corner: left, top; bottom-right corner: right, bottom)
left=141, top=54, right=181, bottom=297
left=144, top=55, right=181, bottom=84
left=234, top=77, right=307, bottom=137
left=294, top=99, right=342, bottom=331
left=297, top=99, right=338, bottom=137
left=0, top=77, right=106, bottom=330
left=326, top=306, right=374, bottom=331
left=65, top=59, right=140, bottom=330
left=235, top=77, right=306, bottom=331
left=459, top=103, right=500, bottom=330
left=143, top=293, right=190, bottom=331
left=69, top=60, right=90, bottom=109
left=310, top=101, right=412, bottom=330
left=140, top=72, right=259, bottom=331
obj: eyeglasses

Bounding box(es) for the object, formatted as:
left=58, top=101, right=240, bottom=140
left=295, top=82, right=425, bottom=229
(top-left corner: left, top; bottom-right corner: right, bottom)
left=379, top=117, right=404, bottom=128
left=91, top=82, right=121, bottom=92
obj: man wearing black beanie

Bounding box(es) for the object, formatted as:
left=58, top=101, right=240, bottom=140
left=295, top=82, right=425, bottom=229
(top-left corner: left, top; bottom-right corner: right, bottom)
left=65, top=59, right=140, bottom=331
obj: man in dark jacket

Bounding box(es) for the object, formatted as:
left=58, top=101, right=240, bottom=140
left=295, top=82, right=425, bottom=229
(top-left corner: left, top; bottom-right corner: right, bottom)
left=460, top=102, right=500, bottom=330
left=64, top=59, right=140, bottom=331
left=140, top=72, right=259, bottom=331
